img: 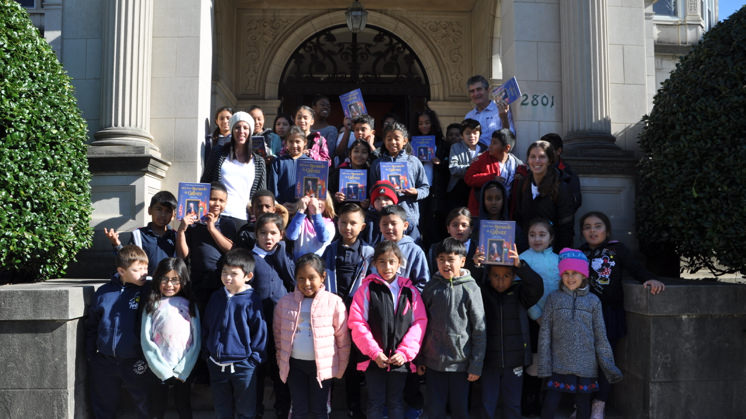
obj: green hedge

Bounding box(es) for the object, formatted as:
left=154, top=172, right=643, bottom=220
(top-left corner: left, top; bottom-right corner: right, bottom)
left=0, top=1, right=92, bottom=282
left=637, top=6, right=746, bottom=276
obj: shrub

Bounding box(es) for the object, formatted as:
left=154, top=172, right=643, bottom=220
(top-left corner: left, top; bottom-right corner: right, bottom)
left=0, top=1, right=92, bottom=282
left=637, top=6, right=746, bottom=276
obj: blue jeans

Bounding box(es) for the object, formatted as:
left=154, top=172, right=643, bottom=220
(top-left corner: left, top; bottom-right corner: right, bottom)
left=424, top=369, right=470, bottom=419
left=88, top=354, right=150, bottom=419
left=365, top=365, right=407, bottom=419
left=480, top=366, right=523, bottom=419
left=287, top=358, right=330, bottom=419
left=207, top=358, right=258, bottom=419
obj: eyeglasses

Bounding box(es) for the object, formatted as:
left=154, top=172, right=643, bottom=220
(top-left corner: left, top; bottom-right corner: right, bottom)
left=161, top=278, right=180, bottom=285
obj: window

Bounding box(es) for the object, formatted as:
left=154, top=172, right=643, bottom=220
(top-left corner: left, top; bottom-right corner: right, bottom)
left=16, top=0, right=36, bottom=7
left=653, top=0, right=678, bottom=16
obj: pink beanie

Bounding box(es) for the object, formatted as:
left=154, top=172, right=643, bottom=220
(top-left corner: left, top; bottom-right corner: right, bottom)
left=558, top=248, right=589, bottom=278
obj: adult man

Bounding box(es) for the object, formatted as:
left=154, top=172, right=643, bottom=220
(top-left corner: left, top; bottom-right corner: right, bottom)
left=465, top=75, right=515, bottom=147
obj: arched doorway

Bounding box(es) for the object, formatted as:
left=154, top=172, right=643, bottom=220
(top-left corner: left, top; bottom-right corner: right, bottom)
left=278, top=25, right=430, bottom=132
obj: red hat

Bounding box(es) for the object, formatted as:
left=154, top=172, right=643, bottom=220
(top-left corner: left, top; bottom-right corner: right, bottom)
left=370, top=180, right=399, bottom=205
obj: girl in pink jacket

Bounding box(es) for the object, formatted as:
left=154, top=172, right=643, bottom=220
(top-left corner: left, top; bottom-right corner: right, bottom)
left=273, top=253, right=350, bottom=418
left=348, top=241, right=428, bottom=419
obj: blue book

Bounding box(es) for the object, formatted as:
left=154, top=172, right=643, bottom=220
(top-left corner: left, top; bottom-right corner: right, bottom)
left=411, top=135, right=436, bottom=161
left=339, top=88, right=367, bottom=119
left=478, top=220, right=516, bottom=266
left=177, top=182, right=210, bottom=221
left=339, top=169, right=367, bottom=201
left=490, top=76, right=522, bottom=104
left=295, top=160, right=329, bottom=200
left=251, top=135, right=267, bottom=159
left=379, top=162, right=409, bottom=191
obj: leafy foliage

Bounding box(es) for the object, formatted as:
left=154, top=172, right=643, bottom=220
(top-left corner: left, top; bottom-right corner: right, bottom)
left=637, top=6, right=746, bottom=276
left=0, top=1, right=92, bottom=282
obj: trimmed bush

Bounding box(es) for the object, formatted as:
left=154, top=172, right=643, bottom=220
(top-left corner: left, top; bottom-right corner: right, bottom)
left=637, top=6, right=746, bottom=276
left=0, top=1, right=92, bottom=282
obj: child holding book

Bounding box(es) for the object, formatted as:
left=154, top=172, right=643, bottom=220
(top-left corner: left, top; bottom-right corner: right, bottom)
left=427, top=206, right=474, bottom=276
left=412, top=109, right=449, bottom=247
left=270, top=126, right=312, bottom=204
left=348, top=241, right=428, bottom=419
left=295, top=105, right=331, bottom=164
left=140, top=258, right=201, bottom=419
left=538, top=248, right=622, bottom=419
left=332, top=139, right=373, bottom=207
left=285, top=194, right=336, bottom=260
left=479, top=245, right=544, bottom=419
left=175, top=181, right=236, bottom=311
left=370, top=122, right=430, bottom=243
left=202, top=248, right=267, bottom=419
left=465, top=128, right=521, bottom=216
left=419, top=238, right=485, bottom=419
left=274, top=253, right=351, bottom=418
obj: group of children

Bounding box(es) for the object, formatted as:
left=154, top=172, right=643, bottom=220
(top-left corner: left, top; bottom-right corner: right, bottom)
left=89, top=105, right=666, bottom=419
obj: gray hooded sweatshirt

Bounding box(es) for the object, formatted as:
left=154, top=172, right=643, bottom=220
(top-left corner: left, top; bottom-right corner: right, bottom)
left=420, top=269, right=486, bottom=376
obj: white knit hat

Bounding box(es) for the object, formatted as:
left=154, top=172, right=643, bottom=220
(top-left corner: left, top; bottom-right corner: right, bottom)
left=229, top=111, right=255, bottom=137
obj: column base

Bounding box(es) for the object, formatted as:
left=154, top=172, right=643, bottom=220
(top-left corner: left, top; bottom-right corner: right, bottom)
left=562, top=133, right=637, bottom=176
left=92, top=127, right=160, bottom=157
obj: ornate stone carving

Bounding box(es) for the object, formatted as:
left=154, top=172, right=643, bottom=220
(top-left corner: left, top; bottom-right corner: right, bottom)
left=239, top=14, right=294, bottom=96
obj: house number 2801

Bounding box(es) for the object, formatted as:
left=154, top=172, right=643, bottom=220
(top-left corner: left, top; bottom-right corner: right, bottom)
left=520, top=94, right=555, bottom=108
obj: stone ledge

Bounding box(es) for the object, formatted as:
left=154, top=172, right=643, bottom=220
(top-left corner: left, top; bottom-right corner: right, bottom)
left=623, top=279, right=746, bottom=316
left=0, top=279, right=103, bottom=321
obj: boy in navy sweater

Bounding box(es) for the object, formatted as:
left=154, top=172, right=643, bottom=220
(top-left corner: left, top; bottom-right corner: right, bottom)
left=176, top=182, right=236, bottom=311
left=104, top=191, right=177, bottom=276
left=85, top=245, right=150, bottom=418
left=203, top=248, right=267, bottom=419
left=253, top=212, right=296, bottom=292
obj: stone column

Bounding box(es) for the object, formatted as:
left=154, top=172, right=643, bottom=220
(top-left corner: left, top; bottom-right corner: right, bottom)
left=92, top=0, right=158, bottom=155
left=560, top=0, right=616, bottom=150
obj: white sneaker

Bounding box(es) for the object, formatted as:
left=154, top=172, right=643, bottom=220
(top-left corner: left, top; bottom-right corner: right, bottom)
left=568, top=409, right=577, bottom=419
left=591, top=400, right=606, bottom=419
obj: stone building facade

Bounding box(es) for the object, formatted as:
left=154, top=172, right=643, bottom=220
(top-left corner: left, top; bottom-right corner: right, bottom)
left=19, top=0, right=717, bottom=275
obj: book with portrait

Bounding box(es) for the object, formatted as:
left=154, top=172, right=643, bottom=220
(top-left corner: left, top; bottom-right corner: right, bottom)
left=338, top=168, right=367, bottom=202
left=177, top=182, right=210, bottom=221
left=339, top=88, right=368, bottom=119
left=490, top=76, right=522, bottom=104
left=411, top=135, right=436, bottom=161
left=251, top=135, right=267, bottom=158
left=295, top=159, right=329, bottom=200
left=379, top=162, right=409, bottom=191
left=478, top=220, right=516, bottom=266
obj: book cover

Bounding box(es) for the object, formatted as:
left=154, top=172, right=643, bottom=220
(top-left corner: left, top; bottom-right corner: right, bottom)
left=251, top=135, right=267, bottom=159
left=411, top=135, right=436, bottom=161
left=338, top=169, right=367, bottom=201
left=490, top=76, right=522, bottom=105
left=339, top=88, right=367, bottom=119
left=478, top=220, right=516, bottom=266
left=379, top=162, right=409, bottom=191
left=295, top=159, right=329, bottom=200
left=177, top=182, right=211, bottom=221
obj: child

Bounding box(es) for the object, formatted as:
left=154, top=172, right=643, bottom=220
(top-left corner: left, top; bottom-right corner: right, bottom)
left=311, top=95, right=340, bottom=154
left=175, top=181, right=236, bottom=310
left=104, top=191, right=178, bottom=276
left=205, top=106, right=233, bottom=162
left=253, top=212, right=296, bottom=292
left=234, top=189, right=289, bottom=251
left=249, top=105, right=283, bottom=159
left=273, top=113, right=293, bottom=142
left=348, top=241, right=428, bottom=419
left=579, top=211, right=665, bottom=418
left=519, top=218, right=560, bottom=417
left=332, top=139, right=373, bottom=207
left=413, top=109, right=449, bottom=248
left=270, top=125, right=312, bottom=204
left=140, top=257, right=201, bottom=419
left=285, top=194, right=336, bottom=260
left=465, top=128, right=521, bottom=215
left=538, top=248, right=623, bottom=419
left=419, top=238, right=486, bottom=419
left=363, top=180, right=399, bottom=246
left=377, top=204, right=429, bottom=291
left=370, top=122, right=430, bottom=242
left=444, top=122, right=462, bottom=146
left=469, top=180, right=510, bottom=274
left=427, top=206, right=474, bottom=276
left=274, top=253, right=351, bottom=418
left=479, top=245, right=544, bottom=419
left=202, top=248, right=267, bottom=419
left=295, top=105, right=331, bottom=164
left=448, top=118, right=485, bottom=212
left=337, top=114, right=378, bottom=161
left=85, top=245, right=150, bottom=418
left=321, top=202, right=374, bottom=417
